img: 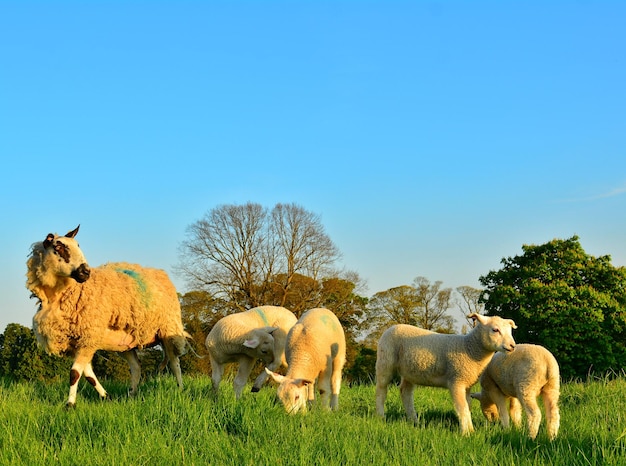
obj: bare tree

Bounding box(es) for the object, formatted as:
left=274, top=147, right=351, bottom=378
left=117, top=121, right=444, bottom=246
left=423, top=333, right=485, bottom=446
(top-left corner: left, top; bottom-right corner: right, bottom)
left=412, top=276, right=454, bottom=332
left=176, top=202, right=341, bottom=312
left=456, top=285, right=485, bottom=329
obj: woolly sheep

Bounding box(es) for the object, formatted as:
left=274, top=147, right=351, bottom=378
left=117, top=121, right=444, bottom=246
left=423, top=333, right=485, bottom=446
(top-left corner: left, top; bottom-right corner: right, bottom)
left=266, top=307, right=346, bottom=413
left=375, top=313, right=517, bottom=435
left=470, top=343, right=560, bottom=440
left=26, top=226, right=189, bottom=407
left=205, top=305, right=297, bottom=399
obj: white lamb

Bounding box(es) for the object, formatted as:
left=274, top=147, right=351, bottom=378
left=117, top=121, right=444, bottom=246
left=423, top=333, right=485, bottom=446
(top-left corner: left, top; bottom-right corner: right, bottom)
left=205, top=305, right=297, bottom=399
left=375, top=313, right=517, bottom=435
left=266, top=307, right=346, bottom=413
left=470, top=343, right=560, bottom=440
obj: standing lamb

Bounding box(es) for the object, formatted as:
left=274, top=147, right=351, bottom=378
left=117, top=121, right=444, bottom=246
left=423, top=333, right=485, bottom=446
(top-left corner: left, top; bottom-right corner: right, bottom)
left=266, top=307, right=346, bottom=414
left=205, top=305, right=297, bottom=399
left=26, top=225, right=189, bottom=406
left=375, top=313, right=517, bottom=435
left=470, top=343, right=560, bottom=440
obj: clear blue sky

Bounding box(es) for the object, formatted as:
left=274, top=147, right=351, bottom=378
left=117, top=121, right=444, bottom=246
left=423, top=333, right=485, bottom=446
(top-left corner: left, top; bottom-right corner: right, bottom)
left=1, top=1, right=625, bottom=331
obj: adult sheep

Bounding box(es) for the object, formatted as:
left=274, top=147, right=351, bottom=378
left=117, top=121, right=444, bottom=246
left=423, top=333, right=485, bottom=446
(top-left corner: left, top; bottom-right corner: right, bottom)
left=375, top=313, right=517, bottom=435
left=470, top=343, right=560, bottom=440
left=205, top=305, right=297, bottom=399
left=266, top=307, right=346, bottom=414
left=26, top=225, right=189, bottom=407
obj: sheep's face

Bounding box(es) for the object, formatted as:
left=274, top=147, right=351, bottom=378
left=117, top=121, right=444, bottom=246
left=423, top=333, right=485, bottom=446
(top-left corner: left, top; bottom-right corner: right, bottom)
left=471, top=314, right=517, bottom=353
left=243, top=328, right=277, bottom=364
left=470, top=392, right=499, bottom=422
left=276, top=379, right=309, bottom=414
left=41, top=226, right=91, bottom=284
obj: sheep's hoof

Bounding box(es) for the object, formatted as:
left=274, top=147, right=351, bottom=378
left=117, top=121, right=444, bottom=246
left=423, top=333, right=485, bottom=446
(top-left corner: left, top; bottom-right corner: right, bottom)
left=251, top=386, right=260, bottom=393
left=65, top=402, right=76, bottom=410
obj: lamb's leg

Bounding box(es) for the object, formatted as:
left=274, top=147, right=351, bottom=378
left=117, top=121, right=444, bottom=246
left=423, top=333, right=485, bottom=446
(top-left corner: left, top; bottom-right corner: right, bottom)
left=508, top=396, right=523, bottom=428
left=233, top=357, right=255, bottom=399
left=450, top=385, right=474, bottom=435
left=542, top=389, right=560, bottom=440
left=317, top=369, right=332, bottom=410
left=121, top=349, right=142, bottom=396
left=400, top=378, right=418, bottom=423
left=375, top=362, right=394, bottom=418
left=329, top=357, right=344, bottom=410
left=491, top=390, right=511, bottom=429
left=67, top=351, right=99, bottom=407
left=519, top=393, right=542, bottom=440
left=209, top=355, right=224, bottom=396
left=252, top=357, right=279, bottom=392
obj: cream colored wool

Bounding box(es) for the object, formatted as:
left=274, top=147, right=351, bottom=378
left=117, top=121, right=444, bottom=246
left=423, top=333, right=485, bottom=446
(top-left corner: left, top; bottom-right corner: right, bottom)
left=375, top=313, right=517, bottom=435
left=266, top=307, right=346, bottom=414
left=471, top=343, right=561, bottom=440
left=205, top=305, right=297, bottom=399
left=26, top=227, right=188, bottom=406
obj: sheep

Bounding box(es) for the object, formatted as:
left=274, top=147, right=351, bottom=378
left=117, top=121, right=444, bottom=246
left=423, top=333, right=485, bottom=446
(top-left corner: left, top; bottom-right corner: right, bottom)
left=375, top=313, right=517, bottom=435
left=470, top=343, right=560, bottom=440
left=266, top=307, right=346, bottom=414
left=205, top=305, right=297, bottom=399
left=26, top=225, right=189, bottom=406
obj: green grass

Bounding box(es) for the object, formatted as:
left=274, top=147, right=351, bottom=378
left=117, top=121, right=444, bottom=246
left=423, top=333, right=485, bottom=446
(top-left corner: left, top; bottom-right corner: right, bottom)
left=0, top=374, right=625, bottom=465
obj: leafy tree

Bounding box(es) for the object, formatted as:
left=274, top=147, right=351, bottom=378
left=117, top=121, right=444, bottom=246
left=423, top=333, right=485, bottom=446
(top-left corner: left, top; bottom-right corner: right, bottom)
left=479, top=236, right=626, bottom=380
left=0, top=323, right=70, bottom=381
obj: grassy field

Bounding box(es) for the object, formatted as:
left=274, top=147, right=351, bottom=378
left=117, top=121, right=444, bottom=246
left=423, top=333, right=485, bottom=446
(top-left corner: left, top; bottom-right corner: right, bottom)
left=1, top=374, right=625, bottom=465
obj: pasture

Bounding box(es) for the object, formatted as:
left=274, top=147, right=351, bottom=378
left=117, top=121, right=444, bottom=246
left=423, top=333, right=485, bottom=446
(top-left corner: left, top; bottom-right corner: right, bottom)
left=0, top=374, right=625, bottom=465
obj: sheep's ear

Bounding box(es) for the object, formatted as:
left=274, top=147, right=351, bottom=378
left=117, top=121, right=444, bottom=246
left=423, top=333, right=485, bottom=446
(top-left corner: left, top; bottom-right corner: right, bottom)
left=243, top=338, right=259, bottom=349
left=507, top=319, right=518, bottom=329
left=293, top=378, right=313, bottom=388
left=43, top=234, right=55, bottom=249
left=469, top=313, right=487, bottom=326
left=265, top=368, right=285, bottom=383
left=262, top=326, right=279, bottom=335
left=65, top=225, right=80, bottom=238
left=470, top=392, right=482, bottom=401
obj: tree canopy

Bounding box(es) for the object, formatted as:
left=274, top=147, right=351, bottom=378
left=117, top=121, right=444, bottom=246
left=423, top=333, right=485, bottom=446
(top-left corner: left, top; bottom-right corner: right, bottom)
left=480, top=236, right=626, bottom=380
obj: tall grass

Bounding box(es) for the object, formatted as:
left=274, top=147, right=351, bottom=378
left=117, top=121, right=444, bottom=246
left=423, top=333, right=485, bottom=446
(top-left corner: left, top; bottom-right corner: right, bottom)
left=1, top=374, right=625, bottom=465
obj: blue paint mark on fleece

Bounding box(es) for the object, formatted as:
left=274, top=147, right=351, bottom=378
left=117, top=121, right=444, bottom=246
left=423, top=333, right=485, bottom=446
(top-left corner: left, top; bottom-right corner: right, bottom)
left=254, top=307, right=270, bottom=326
left=116, top=268, right=149, bottom=302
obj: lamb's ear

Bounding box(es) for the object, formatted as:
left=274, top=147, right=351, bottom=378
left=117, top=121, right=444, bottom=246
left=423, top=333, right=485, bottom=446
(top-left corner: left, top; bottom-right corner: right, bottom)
left=243, top=338, right=259, bottom=349
left=265, top=368, right=285, bottom=383
left=507, top=319, right=518, bottom=329
left=470, top=392, right=482, bottom=401
left=293, top=378, right=314, bottom=388
left=43, top=234, right=55, bottom=249
left=263, top=326, right=279, bottom=335
left=65, top=225, right=80, bottom=238
left=469, top=313, right=487, bottom=326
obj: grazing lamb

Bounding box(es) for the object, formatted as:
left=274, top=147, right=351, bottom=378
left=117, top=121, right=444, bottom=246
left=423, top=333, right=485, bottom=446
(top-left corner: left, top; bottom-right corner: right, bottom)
left=26, top=225, right=189, bottom=406
left=205, top=305, right=297, bottom=399
left=375, top=313, right=517, bottom=435
left=266, top=307, right=346, bottom=414
left=470, top=343, right=560, bottom=440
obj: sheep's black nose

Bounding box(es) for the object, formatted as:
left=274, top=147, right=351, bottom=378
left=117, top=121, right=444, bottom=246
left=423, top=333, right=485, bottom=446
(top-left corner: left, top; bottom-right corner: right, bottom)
left=71, top=263, right=91, bottom=283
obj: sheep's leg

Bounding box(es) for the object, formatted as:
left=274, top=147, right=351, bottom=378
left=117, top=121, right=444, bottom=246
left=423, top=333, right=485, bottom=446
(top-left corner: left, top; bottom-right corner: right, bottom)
left=450, top=385, right=474, bottom=435
left=252, top=357, right=279, bottom=393
left=121, top=349, right=142, bottom=396
left=210, top=356, right=224, bottom=396
left=508, top=397, right=523, bottom=428
left=375, top=362, right=394, bottom=418
left=519, top=394, right=542, bottom=440
left=329, top=358, right=343, bottom=410
left=163, top=339, right=184, bottom=390
left=400, top=378, right=418, bottom=423
left=67, top=351, right=100, bottom=407
left=233, top=357, right=255, bottom=399
left=317, top=369, right=332, bottom=410
left=491, top=390, right=511, bottom=429
left=542, top=389, right=560, bottom=440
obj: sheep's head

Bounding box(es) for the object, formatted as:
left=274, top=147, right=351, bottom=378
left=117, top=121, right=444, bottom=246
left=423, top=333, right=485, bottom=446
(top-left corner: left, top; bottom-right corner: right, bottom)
left=470, top=392, right=499, bottom=422
left=469, top=313, right=517, bottom=353
left=40, top=225, right=91, bottom=284
left=265, top=369, right=312, bottom=414
left=243, top=327, right=278, bottom=364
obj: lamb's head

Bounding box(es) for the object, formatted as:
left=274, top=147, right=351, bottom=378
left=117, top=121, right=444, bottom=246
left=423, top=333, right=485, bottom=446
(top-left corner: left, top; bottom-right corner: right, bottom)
left=265, top=369, right=311, bottom=414
left=469, top=313, right=517, bottom=353
left=243, top=326, right=278, bottom=364
left=38, top=225, right=91, bottom=284
left=470, top=391, right=499, bottom=422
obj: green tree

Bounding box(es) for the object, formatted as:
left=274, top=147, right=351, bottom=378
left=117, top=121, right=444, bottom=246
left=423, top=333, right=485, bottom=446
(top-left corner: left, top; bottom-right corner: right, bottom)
left=479, top=236, right=626, bottom=380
